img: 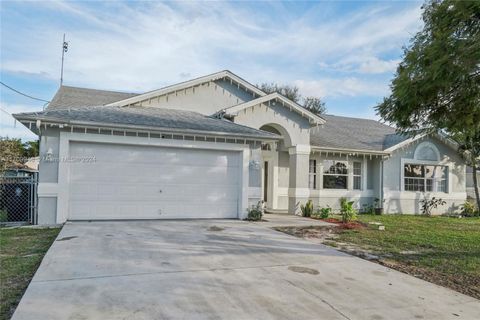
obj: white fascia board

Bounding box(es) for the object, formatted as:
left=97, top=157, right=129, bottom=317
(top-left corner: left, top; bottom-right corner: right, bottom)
left=224, top=93, right=326, bottom=126
left=105, top=70, right=266, bottom=107
left=311, top=146, right=390, bottom=156
left=383, top=134, right=426, bottom=153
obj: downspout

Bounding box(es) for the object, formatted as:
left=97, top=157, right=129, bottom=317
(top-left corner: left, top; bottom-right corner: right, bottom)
left=380, top=159, right=384, bottom=210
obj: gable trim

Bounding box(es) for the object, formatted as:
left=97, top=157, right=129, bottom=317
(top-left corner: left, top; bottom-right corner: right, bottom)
left=384, top=132, right=459, bottom=153
left=222, top=93, right=326, bottom=126
left=106, top=70, right=266, bottom=107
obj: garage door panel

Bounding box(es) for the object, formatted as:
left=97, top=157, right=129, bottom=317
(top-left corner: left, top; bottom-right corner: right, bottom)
left=71, top=144, right=239, bottom=167
left=70, top=201, right=237, bottom=220
left=68, top=142, right=241, bottom=220
left=70, top=163, right=239, bottom=184
left=70, top=183, right=239, bottom=202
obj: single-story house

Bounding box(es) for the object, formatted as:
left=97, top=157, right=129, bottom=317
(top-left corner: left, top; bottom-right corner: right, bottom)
left=13, top=70, right=467, bottom=224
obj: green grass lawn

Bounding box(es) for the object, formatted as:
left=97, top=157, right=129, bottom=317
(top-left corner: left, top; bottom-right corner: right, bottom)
left=329, top=214, right=480, bottom=298
left=0, top=227, right=61, bottom=320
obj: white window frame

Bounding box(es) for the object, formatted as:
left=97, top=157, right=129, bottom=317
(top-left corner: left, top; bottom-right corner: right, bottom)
left=401, top=158, right=450, bottom=194
left=309, top=159, right=317, bottom=189
left=322, top=160, right=349, bottom=190
left=353, top=161, right=362, bottom=190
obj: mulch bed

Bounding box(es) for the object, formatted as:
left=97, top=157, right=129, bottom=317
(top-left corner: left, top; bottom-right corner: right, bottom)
left=318, top=218, right=367, bottom=230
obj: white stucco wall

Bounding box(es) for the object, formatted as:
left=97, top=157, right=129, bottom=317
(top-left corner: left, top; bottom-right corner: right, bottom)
left=307, top=153, right=380, bottom=212
left=36, top=127, right=263, bottom=224
left=383, top=136, right=466, bottom=215
left=137, top=79, right=256, bottom=115
left=233, top=102, right=312, bottom=147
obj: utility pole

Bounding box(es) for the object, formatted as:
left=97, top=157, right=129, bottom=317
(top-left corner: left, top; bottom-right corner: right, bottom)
left=60, top=33, right=68, bottom=86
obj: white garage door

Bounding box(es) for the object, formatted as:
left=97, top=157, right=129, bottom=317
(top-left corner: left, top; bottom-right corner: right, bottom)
left=68, top=142, right=241, bottom=220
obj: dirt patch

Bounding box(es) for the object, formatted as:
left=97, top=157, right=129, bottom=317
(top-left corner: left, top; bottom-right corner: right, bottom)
left=318, top=218, right=368, bottom=230
left=288, top=266, right=319, bottom=275
left=274, top=226, right=339, bottom=242
left=207, top=226, right=224, bottom=232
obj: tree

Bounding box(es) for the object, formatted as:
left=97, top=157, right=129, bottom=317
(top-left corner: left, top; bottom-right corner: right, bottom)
left=258, top=83, right=327, bottom=115
left=376, top=0, right=480, bottom=210
left=22, top=140, right=39, bottom=158
left=303, top=97, right=327, bottom=115
left=0, top=138, right=40, bottom=173
left=454, top=129, right=480, bottom=210
left=0, top=137, right=24, bottom=173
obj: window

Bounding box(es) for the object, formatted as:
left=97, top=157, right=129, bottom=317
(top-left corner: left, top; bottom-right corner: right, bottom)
left=323, top=160, right=348, bottom=189
left=309, top=159, right=317, bottom=189
left=353, top=162, right=362, bottom=190
left=404, top=164, right=447, bottom=192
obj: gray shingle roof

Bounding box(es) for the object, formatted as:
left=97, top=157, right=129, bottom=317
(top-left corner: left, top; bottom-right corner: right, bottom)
left=48, top=86, right=138, bottom=109
left=14, top=106, right=279, bottom=139
left=311, top=114, right=408, bottom=151
left=42, top=85, right=407, bottom=150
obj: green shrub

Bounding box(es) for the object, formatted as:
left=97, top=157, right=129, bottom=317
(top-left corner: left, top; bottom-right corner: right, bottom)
left=300, top=200, right=314, bottom=217
left=462, top=201, right=479, bottom=217
left=340, top=197, right=357, bottom=223
left=246, top=201, right=263, bottom=221
left=0, top=209, right=8, bottom=222
left=316, top=206, right=331, bottom=219
left=361, top=203, right=375, bottom=215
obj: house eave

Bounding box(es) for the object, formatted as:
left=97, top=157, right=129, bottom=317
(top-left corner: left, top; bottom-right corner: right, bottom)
left=310, top=146, right=390, bottom=157
left=13, top=115, right=281, bottom=142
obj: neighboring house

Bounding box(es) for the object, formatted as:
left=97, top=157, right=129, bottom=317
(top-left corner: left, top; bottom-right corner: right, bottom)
left=1, top=168, right=37, bottom=178
left=466, top=166, right=480, bottom=200
left=13, top=70, right=467, bottom=224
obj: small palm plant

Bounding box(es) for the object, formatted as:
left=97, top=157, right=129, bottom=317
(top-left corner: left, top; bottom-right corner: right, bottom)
left=340, top=197, right=357, bottom=223
left=300, top=200, right=314, bottom=217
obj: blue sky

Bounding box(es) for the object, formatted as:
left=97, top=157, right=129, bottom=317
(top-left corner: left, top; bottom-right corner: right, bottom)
left=1, top=0, right=423, bottom=141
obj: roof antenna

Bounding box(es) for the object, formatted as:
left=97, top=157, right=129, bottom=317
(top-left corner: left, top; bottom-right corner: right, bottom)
left=60, top=33, right=69, bottom=86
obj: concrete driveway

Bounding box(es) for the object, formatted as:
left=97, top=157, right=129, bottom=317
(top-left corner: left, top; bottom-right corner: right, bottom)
left=13, top=216, right=479, bottom=320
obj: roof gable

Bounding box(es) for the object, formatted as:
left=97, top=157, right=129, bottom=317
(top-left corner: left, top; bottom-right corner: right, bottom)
left=106, top=70, right=266, bottom=107
left=222, top=93, right=325, bottom=126
left=383, top=132, right=459, bottom=153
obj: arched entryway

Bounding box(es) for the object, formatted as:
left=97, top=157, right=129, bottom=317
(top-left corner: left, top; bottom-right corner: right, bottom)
left=259, top=124, right=292, bottom=212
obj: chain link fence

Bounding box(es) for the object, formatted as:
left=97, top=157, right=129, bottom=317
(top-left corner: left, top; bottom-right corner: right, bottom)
left=0, top=175, right=37, bottom=225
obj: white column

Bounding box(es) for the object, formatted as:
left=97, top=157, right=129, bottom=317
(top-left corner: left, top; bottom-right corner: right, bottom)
left=288, top=145, right=311, bottom=214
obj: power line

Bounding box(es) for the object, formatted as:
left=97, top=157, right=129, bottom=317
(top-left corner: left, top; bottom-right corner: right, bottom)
left=0, top=106, right=13, bottom=116
left=0, top=81, right=50, bottom=103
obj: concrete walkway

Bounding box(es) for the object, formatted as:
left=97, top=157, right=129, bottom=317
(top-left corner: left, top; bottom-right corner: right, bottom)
left=12, top=218, right=479, bottom=320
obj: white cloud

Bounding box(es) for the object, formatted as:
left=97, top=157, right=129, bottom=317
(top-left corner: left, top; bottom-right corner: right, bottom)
left=318, top=56, right=401, bottom=74
left=358, top=57, right=401, bottom=74
left=1, top=1, right=422, bottom=92
left=0, top=103, right=39, bottom=140
left=294, top=78, right=389, bottom=99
